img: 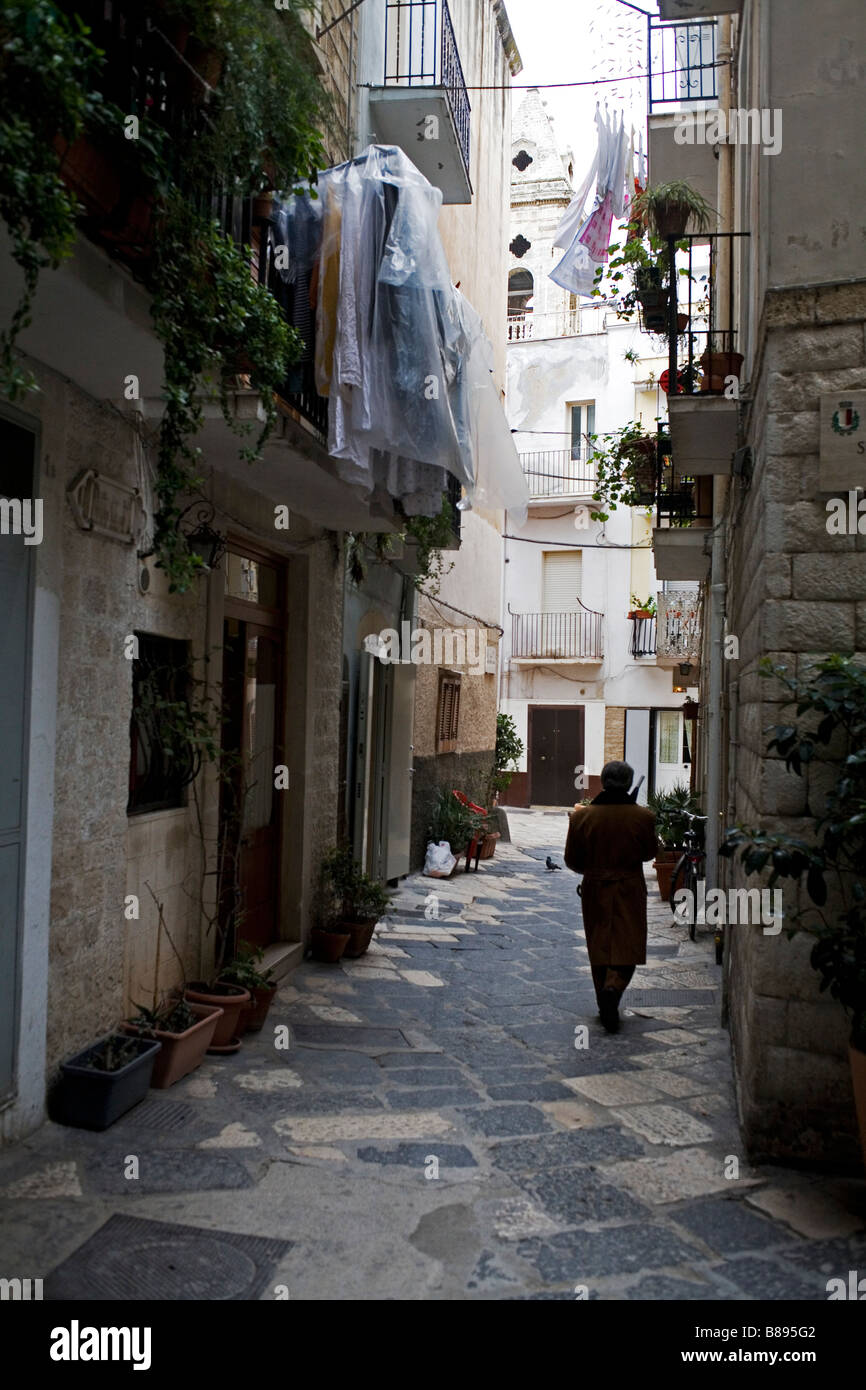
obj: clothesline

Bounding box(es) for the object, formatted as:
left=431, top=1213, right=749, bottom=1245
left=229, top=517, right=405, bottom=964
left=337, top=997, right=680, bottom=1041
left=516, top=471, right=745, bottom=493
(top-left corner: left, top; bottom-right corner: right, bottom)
left=358, top=59, right=727, bottom=94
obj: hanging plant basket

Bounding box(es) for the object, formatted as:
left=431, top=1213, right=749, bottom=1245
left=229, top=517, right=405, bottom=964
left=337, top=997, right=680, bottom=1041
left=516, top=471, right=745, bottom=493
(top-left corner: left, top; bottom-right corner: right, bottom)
left=618, top=436, right=657, bottom=501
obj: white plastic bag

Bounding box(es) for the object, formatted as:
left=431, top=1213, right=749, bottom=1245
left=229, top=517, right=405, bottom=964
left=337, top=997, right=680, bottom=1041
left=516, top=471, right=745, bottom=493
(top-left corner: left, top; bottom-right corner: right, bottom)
left=424, top=840, right=456, bottom=878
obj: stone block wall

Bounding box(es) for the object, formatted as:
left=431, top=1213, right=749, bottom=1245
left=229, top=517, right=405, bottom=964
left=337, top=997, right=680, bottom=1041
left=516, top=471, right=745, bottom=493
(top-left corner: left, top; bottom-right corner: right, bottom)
left=724, top=280, right=866, bottom=1165
left=603, top=706, right=626, bottom=765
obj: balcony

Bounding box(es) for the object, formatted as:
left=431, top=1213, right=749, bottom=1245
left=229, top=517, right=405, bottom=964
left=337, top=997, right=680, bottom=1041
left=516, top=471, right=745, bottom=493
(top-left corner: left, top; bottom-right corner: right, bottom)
left=658, top=2, right=741, bottom=18
left=521, top=449, right=597, bottom=502
left=656, top=591, right=702, bottom=665
left=648, top=16, right=719, bottom=110
left=630, top=616, right=657, bottom=658
left=507, top=303, right=608, bottom=342
left=368, top=0, right=472, bottom=204
left=647, top=15, right=719, bottom=212
left=508, top=308, right=580, bottom=342
left=660, top=233, right=747, bottom=475
left=510, top=603, right=604, bottom=663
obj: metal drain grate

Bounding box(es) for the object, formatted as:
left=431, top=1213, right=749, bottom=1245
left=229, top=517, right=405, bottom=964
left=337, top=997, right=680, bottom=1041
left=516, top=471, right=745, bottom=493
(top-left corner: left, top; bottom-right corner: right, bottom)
left=291, top=1023, right=414, bottom=1051
left=627, top=989, right=718, bottom=1007
left=46, top=1214, right=291, bottom=1301
left=118, top=1099, right=197, bottom=1131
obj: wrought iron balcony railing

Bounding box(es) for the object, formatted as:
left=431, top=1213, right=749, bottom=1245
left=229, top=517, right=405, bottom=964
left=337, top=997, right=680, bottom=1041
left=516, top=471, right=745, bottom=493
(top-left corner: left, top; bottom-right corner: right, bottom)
left=657, top=591, right=701, bottom=661
left=630, top=616, right=657, bottom=658
left=510, top=602, right=604, bottom=661
left=656, top=233, right=750, bottom=398
left=520, top=449, right=597, bottom=499
left=384, top=0, right=471, bottom=180
left=648, top=16, right=719, bottom=112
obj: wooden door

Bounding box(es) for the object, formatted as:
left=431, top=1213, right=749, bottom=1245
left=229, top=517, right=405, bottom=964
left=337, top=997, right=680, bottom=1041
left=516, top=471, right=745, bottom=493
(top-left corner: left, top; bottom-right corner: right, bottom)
left=530, top=706, right=585, bottom=806
left=236, top=624, right=281, bottom=946
left=221, top=547, right=285, bottom=951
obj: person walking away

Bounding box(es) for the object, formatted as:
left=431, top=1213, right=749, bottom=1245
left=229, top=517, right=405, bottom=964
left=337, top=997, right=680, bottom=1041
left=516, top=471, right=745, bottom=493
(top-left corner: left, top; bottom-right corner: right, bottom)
left=563, top=760, right=657, bottom=1032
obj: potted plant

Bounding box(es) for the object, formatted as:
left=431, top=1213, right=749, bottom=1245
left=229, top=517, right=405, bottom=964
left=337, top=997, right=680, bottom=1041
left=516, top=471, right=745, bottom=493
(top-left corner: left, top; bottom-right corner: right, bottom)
left=219, top=945, right=278, bottom=1034
left=700, top=340, right=745, bottom=392
left=184, top=978, right=251, bottom=1052
left=124, top=996, right=223, bottom=1088
left=121, top=884, right=224, bottom=1084
left=427, top=787, right=487, bottom=867
left=487, top=712, right=524, bottom=808
left=721, top=656, right=866, bottom=1169
left=588, top=421, right=669, bottom=521
left=634, top=180, right=714, bottom=241
left=220, top=942, right=277, bottom=1033
left=628, top=594, right=657, bottom=620
left=55, top=1033, right=162, bottom=1130
left=319, top=846, right=392, bottom=959
left=648, top=782, right=702, bottom=899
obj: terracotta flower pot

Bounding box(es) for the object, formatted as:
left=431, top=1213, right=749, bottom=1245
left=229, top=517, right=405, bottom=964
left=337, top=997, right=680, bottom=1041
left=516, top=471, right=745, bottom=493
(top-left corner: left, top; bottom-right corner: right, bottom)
left=654, top=858, right=677, bottom=900
left=184, top=983, right=250, bottom=1048
left=339, top=919, right=377, bottom=959
left=699, top=350, right=744, bottom=393
left=653, top=205, right=690, bottom=240
left=311, top=927, right=351, bottom=963
left=122, top=1003, right=223, bottom=1089
left=239, top=983, right=278, bottom=1034
left=849, top=1044, right=866, bottom=1171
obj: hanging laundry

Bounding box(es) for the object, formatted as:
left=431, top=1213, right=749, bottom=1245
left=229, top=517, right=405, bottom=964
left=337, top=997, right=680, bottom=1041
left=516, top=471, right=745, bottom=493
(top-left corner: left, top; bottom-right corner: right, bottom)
left=274, top=145, right=528, bottom=521
left=550, top=106, right=634, bottom=297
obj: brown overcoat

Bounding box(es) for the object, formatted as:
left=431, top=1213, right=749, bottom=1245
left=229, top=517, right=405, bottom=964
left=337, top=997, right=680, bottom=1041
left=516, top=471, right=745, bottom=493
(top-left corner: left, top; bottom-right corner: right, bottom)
left=563, top=793, right=658, bottom=965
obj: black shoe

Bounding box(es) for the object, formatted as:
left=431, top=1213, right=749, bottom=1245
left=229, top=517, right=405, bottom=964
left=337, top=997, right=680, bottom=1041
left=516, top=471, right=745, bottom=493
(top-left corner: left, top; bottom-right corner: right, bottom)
left=598, top=988, right=620, bottom=1033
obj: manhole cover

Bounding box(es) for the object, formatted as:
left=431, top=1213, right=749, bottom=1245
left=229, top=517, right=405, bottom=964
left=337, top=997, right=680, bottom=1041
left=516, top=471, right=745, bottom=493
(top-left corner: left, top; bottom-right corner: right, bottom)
left=46, top=1215, right=291, bottom=1301
left=291, top=1024, right=413, bottom=1051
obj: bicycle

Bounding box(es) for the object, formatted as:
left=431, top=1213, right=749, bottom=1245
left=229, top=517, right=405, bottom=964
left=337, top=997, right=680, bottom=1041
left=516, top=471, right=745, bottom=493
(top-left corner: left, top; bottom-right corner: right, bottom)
left=668, top=812, right=708, bottom=946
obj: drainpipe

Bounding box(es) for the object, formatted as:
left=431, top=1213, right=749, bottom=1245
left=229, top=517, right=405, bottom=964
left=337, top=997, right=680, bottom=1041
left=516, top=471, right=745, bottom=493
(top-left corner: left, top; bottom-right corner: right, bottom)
left=704, top=17, right=734, bottom=891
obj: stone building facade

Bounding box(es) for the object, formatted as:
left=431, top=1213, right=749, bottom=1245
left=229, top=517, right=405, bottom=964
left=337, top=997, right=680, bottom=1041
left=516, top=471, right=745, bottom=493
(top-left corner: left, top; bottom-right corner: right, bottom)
left=502, top=90, right=697, bottom=811
left=648, top=0, right=866, bottom=1164
left=0, top=0, right=521, bottom=1144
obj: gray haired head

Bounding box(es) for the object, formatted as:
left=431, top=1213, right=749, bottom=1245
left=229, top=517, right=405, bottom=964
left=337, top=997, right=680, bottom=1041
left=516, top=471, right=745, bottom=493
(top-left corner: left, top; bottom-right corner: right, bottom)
left=601, top=760, right=633, bottom=791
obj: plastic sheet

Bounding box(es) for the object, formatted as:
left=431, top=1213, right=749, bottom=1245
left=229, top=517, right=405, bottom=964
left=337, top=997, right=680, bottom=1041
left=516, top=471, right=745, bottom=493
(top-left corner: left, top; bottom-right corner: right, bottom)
left=282, top=145, right=527, bottom=517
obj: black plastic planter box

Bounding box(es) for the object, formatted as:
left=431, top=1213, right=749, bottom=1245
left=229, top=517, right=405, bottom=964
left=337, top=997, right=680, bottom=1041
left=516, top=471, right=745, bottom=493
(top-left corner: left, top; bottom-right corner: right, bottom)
left=58, top=1034, right=162, bottom=1131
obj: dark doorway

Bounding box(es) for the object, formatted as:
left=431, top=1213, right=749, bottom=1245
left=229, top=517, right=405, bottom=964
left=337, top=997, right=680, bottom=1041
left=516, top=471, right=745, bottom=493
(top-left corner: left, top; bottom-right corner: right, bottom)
left=529, top=705, right=585, bottom=806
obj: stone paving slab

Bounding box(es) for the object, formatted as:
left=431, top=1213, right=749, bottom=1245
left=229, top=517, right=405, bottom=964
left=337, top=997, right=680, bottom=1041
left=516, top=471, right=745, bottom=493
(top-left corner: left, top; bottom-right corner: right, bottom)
left=2, top=810, right=863, bottom=1301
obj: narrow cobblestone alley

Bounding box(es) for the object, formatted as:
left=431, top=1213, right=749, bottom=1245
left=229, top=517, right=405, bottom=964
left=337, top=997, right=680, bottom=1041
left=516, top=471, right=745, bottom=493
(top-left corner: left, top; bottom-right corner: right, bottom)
left=1, top=812, right=864, bottom=1302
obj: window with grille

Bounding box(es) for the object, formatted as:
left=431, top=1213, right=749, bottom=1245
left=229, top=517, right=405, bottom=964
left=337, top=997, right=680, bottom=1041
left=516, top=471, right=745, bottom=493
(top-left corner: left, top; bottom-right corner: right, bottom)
left=128, top=634, right=198, bottom=815
left=436, top=673, right=461, bottom=752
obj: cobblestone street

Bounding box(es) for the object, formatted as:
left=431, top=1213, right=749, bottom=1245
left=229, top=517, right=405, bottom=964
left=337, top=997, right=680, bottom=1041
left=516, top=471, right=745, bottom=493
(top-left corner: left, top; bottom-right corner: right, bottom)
left=1, top=811, right=864, bottom=1301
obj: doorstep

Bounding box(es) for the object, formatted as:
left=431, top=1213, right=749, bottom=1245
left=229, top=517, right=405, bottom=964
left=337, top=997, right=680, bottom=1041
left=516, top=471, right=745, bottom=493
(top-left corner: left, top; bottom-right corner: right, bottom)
left=260, top=941, right=304, bottom=982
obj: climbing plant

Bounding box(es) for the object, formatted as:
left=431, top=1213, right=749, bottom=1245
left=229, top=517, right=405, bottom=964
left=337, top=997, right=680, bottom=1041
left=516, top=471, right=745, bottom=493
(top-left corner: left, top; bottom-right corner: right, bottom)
left=0, top=0, right=332, bottom=590
left=721, top=656, right=866, bottom=1049
left=0, top=1, right=101, bottom=398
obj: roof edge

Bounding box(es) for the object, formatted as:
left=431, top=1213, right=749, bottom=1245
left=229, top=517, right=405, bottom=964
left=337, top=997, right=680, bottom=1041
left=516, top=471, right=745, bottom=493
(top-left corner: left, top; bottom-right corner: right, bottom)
left=492, top=0, right=523, bottom=78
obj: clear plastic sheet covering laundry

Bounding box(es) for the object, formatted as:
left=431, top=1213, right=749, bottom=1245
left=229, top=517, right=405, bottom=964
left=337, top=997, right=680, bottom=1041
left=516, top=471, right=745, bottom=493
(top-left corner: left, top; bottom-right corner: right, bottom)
left=282, top=145, right=528, bottom=520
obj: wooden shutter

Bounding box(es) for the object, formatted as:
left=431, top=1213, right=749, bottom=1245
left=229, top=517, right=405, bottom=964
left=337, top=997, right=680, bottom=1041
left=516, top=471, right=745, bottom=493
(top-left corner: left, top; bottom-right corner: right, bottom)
left=437, top=675, right=461, bottom=751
